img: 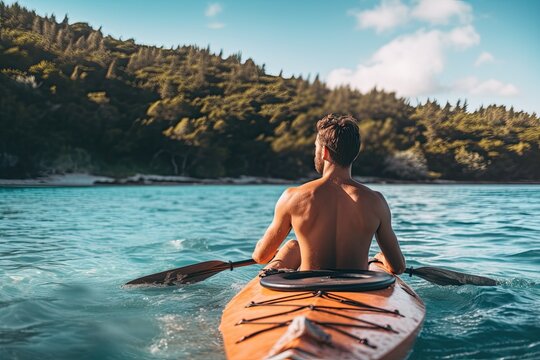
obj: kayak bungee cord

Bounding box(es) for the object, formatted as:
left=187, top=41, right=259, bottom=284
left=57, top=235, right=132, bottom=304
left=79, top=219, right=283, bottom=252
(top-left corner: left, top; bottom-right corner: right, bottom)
left=235, top=290, right=401, bottom=348
left=246, top=290, right=402, bottom=316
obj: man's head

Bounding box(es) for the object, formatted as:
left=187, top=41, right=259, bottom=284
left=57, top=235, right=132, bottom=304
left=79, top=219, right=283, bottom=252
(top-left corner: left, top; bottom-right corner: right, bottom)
left=314, top=114, right=361, bottom=174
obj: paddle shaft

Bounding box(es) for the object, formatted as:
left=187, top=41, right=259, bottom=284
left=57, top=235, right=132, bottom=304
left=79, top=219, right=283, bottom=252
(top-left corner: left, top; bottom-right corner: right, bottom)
left=231, top=259, right=258, bottom=268
left=169, top=258, right=257, bottom=283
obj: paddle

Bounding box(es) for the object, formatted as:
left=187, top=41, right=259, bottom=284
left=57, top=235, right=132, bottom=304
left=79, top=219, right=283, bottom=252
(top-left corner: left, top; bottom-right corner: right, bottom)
left=124, top=259, right=257, bottom=286
left=404, top=266, right=498, bottom=286
left=125, top=258, right=497, bottom=287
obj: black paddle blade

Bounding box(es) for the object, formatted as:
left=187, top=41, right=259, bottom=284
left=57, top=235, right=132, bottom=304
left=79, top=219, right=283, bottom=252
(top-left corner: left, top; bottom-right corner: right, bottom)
left=125, top=260, right=227, bottom=286
left=407, top=266, right=498, bottom=286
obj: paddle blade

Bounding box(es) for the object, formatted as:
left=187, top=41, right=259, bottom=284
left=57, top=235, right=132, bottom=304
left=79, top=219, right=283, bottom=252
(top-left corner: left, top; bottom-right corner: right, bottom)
left=408, top=266, right=498, bottom=286
left=125, top=260, right=227, bottom=286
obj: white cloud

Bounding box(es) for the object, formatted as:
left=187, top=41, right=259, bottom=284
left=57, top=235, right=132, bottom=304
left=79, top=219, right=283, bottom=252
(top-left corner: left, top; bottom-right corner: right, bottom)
left=207, top=22, right=225, bottom=29
left=475, top=51, right=495, bottom=66
left=339, top=0, right=521, bottom=107
left=349, top=0, right=473, bottom=33
left=411, top=0, right=472, bottom=25
left=445, top=25, right=480, bottom=49
left=327, top=26, right=480, bottom=97
left=205, top=3, right=222, bottom=17
left=349, top=0, right=409, bottom=33
left=454, top=77, right=518, bottom=96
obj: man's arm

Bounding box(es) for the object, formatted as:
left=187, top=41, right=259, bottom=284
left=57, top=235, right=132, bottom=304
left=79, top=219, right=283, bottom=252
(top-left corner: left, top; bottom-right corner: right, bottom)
left=252, top=188, right=293, bottom=264
left=374, top=192, right=406, bottom=274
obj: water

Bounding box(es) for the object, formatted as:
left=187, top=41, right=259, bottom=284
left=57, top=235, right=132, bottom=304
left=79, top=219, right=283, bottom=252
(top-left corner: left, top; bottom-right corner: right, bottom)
left=1, top=185, right=539, bottom=359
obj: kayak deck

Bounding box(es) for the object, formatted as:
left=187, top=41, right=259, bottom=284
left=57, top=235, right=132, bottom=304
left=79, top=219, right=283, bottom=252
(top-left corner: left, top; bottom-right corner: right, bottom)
left=220, top=263, right=425, bottom=359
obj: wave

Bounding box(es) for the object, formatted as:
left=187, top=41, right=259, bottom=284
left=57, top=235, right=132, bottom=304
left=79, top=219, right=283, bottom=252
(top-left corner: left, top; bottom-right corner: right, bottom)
left=507, top=249, right=540, bottom=259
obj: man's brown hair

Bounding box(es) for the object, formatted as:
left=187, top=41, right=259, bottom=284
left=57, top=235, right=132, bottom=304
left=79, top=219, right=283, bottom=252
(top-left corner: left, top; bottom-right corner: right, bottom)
left=316, top=114, right=361, bottom=167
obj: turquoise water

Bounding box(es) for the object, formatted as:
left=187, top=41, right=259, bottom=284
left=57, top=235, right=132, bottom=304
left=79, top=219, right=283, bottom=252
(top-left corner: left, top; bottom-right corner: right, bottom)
left=1, top=185, right=539, bottom=359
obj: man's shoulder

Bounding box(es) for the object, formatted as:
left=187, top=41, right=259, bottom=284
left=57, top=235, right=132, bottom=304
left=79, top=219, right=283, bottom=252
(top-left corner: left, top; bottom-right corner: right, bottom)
left=293, top=178, right=325, bottom=195
left=282, top=183, right=310, bottom=198
left=279, top=186, right=296, bottom=201
left=279, top=180, right=321, bottom=205
left=276, top=185, right=309, bottom=215
left=350, top=180, right=382, bottom=198
left=348, top=181, right=387, bottom=211
left=278, top=185, right=304, bottom=203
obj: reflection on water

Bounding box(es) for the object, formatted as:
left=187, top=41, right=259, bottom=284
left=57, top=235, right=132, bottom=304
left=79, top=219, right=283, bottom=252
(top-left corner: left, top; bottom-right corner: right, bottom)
left=0, top=185, right=539, bottom=359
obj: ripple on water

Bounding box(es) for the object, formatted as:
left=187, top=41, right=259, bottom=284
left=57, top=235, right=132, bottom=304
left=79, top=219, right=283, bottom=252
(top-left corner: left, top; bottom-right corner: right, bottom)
left=507, top=249, right=540, bottom=259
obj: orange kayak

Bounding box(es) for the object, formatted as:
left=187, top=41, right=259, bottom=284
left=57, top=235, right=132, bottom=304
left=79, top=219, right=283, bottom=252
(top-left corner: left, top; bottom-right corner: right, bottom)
left=220, top=262, right=425, bottom=359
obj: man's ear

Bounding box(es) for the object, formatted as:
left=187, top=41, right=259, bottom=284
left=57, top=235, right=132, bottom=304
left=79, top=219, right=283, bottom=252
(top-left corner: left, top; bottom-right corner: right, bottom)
left=322, top=146, right=332, bottom=162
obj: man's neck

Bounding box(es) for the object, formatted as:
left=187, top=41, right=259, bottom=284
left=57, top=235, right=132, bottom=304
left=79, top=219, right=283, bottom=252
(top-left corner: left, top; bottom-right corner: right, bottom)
left=321, top=163, right=352, bottom=183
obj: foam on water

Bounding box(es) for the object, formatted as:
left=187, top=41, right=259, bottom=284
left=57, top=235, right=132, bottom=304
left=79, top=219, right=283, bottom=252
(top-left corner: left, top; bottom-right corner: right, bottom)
left=0, top=185, right=539, bottom=359
left=169, top=239, right=184, bottom=250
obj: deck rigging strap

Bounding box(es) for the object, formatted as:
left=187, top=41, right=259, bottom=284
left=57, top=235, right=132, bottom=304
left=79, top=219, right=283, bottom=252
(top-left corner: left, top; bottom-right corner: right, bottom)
left=235, top=290, right=402, bottom=348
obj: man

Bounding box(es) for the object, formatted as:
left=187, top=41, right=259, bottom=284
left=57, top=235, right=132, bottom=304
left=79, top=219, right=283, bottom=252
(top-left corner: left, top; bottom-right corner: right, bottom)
left=252, top=114, right=406, bottom=274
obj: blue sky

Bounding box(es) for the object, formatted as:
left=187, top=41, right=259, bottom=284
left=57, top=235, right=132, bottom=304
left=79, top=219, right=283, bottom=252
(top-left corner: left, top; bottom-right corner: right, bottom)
left=7, top=0, right=540, bottom=114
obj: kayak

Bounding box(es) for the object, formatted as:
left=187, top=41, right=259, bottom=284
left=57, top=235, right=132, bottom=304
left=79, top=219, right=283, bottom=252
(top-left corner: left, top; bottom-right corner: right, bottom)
left=220, top=262, right=425, bottom=359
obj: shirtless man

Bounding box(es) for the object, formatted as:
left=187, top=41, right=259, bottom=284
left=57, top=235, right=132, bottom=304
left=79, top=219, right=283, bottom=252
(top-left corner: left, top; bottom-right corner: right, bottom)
left=252, top=114, right=406, bottom=274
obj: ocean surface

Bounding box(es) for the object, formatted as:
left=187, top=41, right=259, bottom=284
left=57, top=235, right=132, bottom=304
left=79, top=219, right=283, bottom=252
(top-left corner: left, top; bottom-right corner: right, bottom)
left=0, top=184, right=539, bottom=359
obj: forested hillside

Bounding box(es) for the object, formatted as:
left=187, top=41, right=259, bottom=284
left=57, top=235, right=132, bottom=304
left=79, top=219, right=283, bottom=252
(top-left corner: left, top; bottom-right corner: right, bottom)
left=1, top=3, right=538, bottom=180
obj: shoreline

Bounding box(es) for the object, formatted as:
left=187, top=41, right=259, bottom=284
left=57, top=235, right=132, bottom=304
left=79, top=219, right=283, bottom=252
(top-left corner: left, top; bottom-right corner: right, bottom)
left=0, top=173, right=539, bottom=187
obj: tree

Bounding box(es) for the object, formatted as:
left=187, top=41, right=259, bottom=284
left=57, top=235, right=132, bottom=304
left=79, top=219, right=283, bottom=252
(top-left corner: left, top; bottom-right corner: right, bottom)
left=55, top=29, right=65, bottom=48
left=61, top=14, right=69, bottom=27
left=159, top=78, right=175, bottom=99
left=105, top=59, right=117, bottom=79
left=74, top=35, right=86, bottom=49
left=32, top=17, right=41, bottom=33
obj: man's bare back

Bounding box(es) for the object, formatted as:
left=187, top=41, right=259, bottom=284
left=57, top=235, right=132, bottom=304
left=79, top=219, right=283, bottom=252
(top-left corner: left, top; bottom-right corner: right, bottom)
left=252, top=114, right=406, bottom=274
left=252, top=176, right=406, bottom=274
left=291, top=177, right=383, bottom=270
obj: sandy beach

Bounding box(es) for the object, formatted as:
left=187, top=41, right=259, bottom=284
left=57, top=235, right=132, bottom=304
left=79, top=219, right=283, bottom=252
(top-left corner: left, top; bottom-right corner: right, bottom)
left=2, top=173, right=538, bottom=187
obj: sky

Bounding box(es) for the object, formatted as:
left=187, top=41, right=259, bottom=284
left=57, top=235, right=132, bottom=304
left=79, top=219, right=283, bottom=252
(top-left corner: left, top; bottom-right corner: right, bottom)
left=7, top=0, right=540, bottom=114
